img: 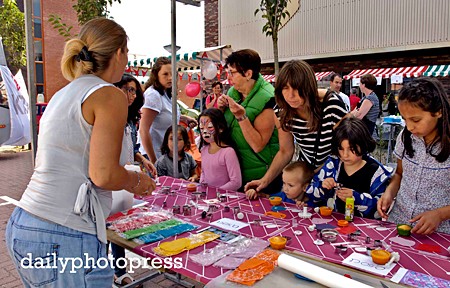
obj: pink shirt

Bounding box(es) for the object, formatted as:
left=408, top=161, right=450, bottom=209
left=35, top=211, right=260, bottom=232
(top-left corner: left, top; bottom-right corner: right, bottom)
left=200, top=146, right=242, bottom=191
left=205, top=94, right=220, bottom=108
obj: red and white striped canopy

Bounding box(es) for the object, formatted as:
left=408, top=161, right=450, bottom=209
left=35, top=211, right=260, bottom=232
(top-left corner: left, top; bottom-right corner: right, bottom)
left=221, top=72, right=333, bottom=85
left=315, top=71, right=334, bottom=81
left=343, top=66, right=428, bottom=80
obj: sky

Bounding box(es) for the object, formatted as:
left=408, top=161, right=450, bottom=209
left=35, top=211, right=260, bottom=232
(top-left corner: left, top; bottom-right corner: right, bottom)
left=108, top=0, right=205, bottom=62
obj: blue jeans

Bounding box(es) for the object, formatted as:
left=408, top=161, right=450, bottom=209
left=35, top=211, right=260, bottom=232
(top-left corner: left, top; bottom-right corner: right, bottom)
left=5, top=207, right=114, bottom=287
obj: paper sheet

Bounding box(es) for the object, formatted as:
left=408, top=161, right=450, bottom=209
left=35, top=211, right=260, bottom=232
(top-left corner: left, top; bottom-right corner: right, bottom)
left=342, top=252, right=396, bottom=276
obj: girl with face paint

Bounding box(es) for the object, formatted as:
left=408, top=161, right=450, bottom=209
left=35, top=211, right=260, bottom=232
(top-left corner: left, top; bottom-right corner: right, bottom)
left=198, top=108, right=242, bottom=191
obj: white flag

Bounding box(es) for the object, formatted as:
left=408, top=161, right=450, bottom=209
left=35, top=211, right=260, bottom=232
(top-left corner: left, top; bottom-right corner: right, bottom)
left=0, top=65, right=30, bottom=146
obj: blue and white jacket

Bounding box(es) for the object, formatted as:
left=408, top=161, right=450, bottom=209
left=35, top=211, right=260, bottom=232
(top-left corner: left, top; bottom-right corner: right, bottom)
left=305, top=155, right=393, bottom=219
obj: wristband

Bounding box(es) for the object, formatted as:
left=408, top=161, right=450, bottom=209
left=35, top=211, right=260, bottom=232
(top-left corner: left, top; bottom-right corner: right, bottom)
left=130, top=171, right=141, bottom=191
left=236, top=113, right=248, bottom=122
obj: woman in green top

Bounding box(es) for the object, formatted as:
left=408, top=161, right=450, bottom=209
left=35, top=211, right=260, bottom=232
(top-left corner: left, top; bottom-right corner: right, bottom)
left=217, top=49, right=281, bottom=193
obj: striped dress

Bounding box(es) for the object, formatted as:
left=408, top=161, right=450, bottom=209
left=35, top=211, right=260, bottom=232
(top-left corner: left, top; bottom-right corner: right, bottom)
left=275, top=94, right=347, bottom=168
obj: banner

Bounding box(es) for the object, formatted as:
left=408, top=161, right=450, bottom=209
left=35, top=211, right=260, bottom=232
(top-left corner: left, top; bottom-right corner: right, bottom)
left=0, top=66, right=31, bottom=146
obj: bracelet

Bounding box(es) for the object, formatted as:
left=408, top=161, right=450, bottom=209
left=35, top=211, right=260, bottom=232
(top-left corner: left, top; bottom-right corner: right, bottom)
left=236, top=113, right=248, bottom=122
left=130, top=171, right=141, bottom=191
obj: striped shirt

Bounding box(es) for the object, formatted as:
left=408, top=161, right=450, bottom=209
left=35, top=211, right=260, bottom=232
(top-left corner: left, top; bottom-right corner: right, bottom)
left=275, top=94, right=347, bottom=168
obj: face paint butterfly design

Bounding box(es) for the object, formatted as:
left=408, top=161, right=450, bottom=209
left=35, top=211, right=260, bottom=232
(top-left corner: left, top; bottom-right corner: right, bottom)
left=200, top=117, right=216, bottom=144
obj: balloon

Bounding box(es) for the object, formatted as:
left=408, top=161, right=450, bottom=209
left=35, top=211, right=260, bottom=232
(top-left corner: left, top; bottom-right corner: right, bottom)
left=203, top=61, right=218, bottom=80
left=185, top=82, right=201, bottom=97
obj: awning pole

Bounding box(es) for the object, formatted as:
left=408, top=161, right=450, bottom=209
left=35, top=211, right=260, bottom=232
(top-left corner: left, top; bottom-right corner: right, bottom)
left=171, top=0, right=178, bottom=178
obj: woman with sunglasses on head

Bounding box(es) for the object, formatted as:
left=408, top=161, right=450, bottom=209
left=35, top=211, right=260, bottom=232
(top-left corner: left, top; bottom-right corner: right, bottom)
left=217, top=49, right=281, bottom=193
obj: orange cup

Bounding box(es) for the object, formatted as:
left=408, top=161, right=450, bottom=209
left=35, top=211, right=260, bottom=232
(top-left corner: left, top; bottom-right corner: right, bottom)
left=319, top=206, right=333, bottom=217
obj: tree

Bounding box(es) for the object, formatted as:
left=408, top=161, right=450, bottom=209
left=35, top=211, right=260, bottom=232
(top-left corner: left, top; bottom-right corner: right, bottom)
left=49, top=0, right=121, bottom=40
left=255, top=0, right=293, bottom=76
left=0, top=0, right=26, bottom=71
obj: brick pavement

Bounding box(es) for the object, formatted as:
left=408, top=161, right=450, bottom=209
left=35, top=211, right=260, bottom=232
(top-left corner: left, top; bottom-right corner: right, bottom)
left=0, top=148, right=203, bottom=288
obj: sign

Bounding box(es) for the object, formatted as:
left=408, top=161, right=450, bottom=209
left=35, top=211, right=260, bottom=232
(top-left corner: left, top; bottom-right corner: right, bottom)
left=210, top=218, right=249, bottom=232
left=342, top=252, right=395, bottom=276
left=352, top=78, right=360, bottom=87
left=376, top=76, right=382, bottom=85
left=391, top=74, right=403, bottom=84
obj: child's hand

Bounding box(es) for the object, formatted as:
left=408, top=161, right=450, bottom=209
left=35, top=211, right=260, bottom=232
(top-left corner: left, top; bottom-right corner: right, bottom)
left=141, top=158, right=157, bottom=178
left=322, top=178, right=337, bottom=190
left=377, top=191, right=395, bottom=219
left=409, top=210, right=443, bottom=235
left=295, top=200, right=308, bottom=208
left=245, top=189, right=258, bottom=200
left=188, top=175, right=198, bottom=182
left=336, top=188, right=353, bottom=201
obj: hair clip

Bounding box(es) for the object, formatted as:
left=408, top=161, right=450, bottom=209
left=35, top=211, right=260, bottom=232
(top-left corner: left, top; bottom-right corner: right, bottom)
left=76, top=46, right=93, bottom=62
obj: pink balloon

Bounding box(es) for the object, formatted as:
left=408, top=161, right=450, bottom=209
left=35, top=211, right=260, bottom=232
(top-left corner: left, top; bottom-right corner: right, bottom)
left=185, top=82, right=201, bottom=97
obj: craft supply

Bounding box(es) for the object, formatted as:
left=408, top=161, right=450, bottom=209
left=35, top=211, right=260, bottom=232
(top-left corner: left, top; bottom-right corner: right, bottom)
left=292, top=218, right=298, bottom=227
left=345, top=198, right=354, bottom=222
left=373, top=240, right=382, bottom=247
left=303, top=207, right=308, bottom=215
left=391, top=268, right=450, bottom=288
left=272, top=206, right=287, bottom=212
left=265, top=224, right=278, bottom=229
left=160, top=186, right=171, bottom=194
left=172, top=205, right=181, bottom=214
left=269, top=236, right=287, bottom=250
left=397, top=224, right=412, bottom=236
left=191, top=192, right=201, bottom=201
left=389, top=236, right=415, bottom=247
left=219, top=195, right=227, bottom=202
left=233, top=206, right=240, bottom=214
left=385, top=252, right=400, bottom=266
left=355, top=247, right=367, bottom=253
left=236, top=212, right=244, bottom=220
left=371, top=250, right=391, bottom=265
left=201, top=211, right=207, bottom=219
left=319, top=206, right=333, bottom=216
left=186, top=183, right=197, bottom=192
left=313, top=239, right=325, bottom=246
left=162, top=201, right=167, bottom=208
left=183, top=205, right=191, bottom=216
left=311, top=218, right=333, bottom=225
left=293, top=230, right=303, bottom=236
left=308, top=225, right=316, bottom=231
left=264, top=211, right=286, bottom=219
left=224, top=206, right=230, bottom=212
left=335, top=245, right=348, bottom=254
left=269, top=196, right=282, bottom=206
left=298, top=211, right=312, bottom=219
left=365, top=236, right=371, bottom=244
left=348, top=233, right=358, bottom=241
left=337, top=220, right=349, bottom=227
left=319, top=229, right=338, bottom=243
left=277, top=254, right=373, bottom=288
left=314, top=207, right=320, bottom=213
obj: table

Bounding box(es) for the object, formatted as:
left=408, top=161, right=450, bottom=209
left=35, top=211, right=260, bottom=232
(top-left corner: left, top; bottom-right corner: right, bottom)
left=108, top=176, right=450, bottom=287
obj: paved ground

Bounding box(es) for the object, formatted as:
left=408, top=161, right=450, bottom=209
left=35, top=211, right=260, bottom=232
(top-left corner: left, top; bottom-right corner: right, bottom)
left=0, top=147, right=203, bottom=288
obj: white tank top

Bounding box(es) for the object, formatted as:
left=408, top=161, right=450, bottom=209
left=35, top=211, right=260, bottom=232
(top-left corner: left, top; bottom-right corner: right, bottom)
left=19, top=75, right=128, bottom=242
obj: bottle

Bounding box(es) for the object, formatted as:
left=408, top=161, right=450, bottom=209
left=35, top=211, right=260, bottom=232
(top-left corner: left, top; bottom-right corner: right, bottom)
left=345, top=197, right=354, bottom=222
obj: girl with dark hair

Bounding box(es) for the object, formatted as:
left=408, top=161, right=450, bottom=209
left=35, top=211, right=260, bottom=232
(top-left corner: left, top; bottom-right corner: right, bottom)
left=139, top=57, right=197, bottom=163
left=245, top=60, right=347, bottom=193
left=155, top=125, right=198, bottom=181
left=306, top=117, right=393, bottom=219
left=114, top=74, right=155, bottom=174
left=198, top=108, right=241, bottom=190
left=378, top=78, right=450, bottom=234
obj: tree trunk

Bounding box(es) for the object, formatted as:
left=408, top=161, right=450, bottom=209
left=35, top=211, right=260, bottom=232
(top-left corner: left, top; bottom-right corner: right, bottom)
left=272, top=33, right=279, bottom=77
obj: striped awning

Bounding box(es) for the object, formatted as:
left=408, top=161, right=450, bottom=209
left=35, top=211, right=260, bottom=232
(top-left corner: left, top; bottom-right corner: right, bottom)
left=221, top=72, right=332, bottom=85
left=343, top=66, right=428, bottom=80
left=423, top=65, right=450, bottom=77
left=315, top=71, right=334, bottom=81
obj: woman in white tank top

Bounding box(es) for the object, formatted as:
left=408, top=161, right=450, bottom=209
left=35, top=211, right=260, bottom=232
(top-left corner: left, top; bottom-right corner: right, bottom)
left=5, top=18, right=156, bottom=287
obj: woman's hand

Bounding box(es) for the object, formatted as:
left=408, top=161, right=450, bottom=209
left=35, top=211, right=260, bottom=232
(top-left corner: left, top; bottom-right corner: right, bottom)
left=180, top=115, right=198, bottom=129
left=322, top=178, right=337, bottom=190
left=226, top=96, right=246, bottom=119
left=244, top=179, right=267, bottom=193
left=132, top=172, right=156, bottom=197
left=217, top=95, right=229, bottom=110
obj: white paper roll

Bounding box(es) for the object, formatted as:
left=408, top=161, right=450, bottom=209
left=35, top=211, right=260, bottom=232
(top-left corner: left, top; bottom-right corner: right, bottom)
left=277, top=253, right=373, bottom=288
